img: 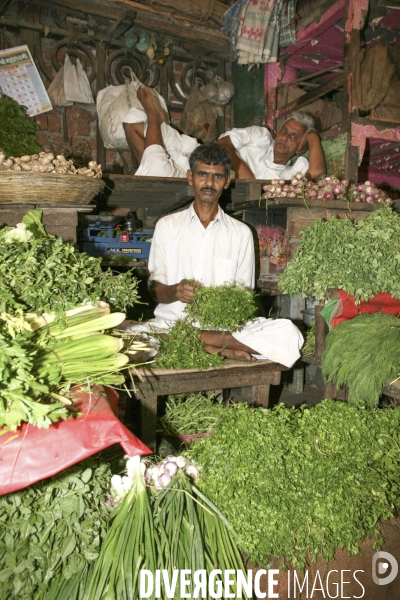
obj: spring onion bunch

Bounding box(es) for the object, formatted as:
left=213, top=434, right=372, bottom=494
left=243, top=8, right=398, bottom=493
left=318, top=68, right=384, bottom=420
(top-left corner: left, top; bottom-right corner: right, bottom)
left=262, top=172, right=391, bottom=204
left=85, top=455, right=249, bottom=600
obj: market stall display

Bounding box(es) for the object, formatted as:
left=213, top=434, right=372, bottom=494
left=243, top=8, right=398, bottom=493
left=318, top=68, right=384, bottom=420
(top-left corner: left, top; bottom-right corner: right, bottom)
left=278, top=205, right=400, bottom=302
left=83, top=455, right=249, bottom=600
left=262, top=173, right=391, bottom=204
left=187, top=400, right=400, bottom=571
left=158, top=393, right=225, bottom=438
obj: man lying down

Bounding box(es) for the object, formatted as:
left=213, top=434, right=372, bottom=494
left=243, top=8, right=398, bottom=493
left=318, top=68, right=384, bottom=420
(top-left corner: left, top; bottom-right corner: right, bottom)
left=123, top=85, right=326, bottom=181
left=126, top=136, right=304, bottom=368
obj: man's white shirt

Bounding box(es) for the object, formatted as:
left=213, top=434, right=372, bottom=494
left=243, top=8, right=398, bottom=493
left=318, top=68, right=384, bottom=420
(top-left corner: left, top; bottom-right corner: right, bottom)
left=148, top=203, right=255, bottom=322
left=220, top=126, right=309, bottom=180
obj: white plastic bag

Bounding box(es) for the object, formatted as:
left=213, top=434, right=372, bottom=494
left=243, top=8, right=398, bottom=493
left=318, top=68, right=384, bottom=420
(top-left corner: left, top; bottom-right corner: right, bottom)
left=64, top=54, right=94, bottom=104
left=47, top=65, right=73, bottom=107
left=96, top=71, right=169, bottom=149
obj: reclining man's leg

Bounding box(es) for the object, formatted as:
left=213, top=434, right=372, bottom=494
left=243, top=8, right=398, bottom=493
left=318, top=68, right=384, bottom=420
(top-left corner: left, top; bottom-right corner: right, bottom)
left=123, top=121, right=145, bottom=163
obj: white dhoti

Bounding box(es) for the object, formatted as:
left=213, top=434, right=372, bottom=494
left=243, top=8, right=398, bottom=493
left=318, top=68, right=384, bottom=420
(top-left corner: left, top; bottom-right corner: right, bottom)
left=123, top=107, right=199, bottom=178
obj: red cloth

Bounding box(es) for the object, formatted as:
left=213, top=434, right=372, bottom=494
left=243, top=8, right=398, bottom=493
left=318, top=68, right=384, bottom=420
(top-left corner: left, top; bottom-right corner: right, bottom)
left=0, top=385, right=151, bottom=496
left=331, top=291, right=400, bottom=328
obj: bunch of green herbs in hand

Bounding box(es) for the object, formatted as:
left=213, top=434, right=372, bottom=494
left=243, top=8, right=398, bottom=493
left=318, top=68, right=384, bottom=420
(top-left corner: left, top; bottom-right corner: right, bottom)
left=184, top=282, right=257, bottom=332
left=279, top=206, right=400, bottom=302
left=187, top=400, right=400, bottom=570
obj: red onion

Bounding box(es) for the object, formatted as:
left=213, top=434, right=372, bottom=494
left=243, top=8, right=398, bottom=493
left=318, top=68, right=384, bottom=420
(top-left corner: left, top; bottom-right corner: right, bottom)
left=365, top=195, right=373, bottom=203
left=373, top=192, right=381, bottom=201
left=280, top=191, right=288, bottom=197
left=365, top=186, right=373, bottom=195
left=263, top=185, right=269, bottom=192
left=164, top=461, right=179, bottom=476
left=283, top=184, right=290, bottom=192
left=324, top=192, right=333, bottom=200
left=307, top=180, right=314, bottom=188
left=354, top=196, right=362, bottom=203
left=341, top=179, right=349, bottom=187
left=275, top=185, right=282, bottom=193
left=324, top=177, right=332, bottom=184
left=364, top=180, right=371, bottom=186
left=278, top=178, right=285, bottom=185
left=332, top=184, right=341, bottom=195
left=288, top=191, right=297, bottom=198
left=309, top=189, right=318, bottom=199
left=357, top=185, right=363, bottom=192
left=159, top=473, right=172, bottom=487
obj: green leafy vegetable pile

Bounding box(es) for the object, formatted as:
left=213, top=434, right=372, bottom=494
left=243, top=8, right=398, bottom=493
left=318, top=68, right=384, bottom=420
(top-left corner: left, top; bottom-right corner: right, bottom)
left=153, top=319, right=224, bottom=370
left=322, top=312, right=400, bottom=408
left=0, top=210, right=139, bottom=314
left=158, top=393, right=225, bottom=436
left=0, top=95, right=41, bottom=157
left=184, top=284, right=257, bottom=331
left=278, top=206, right=400, bottom=302
left=0, top=451, right=122, bottom=600
left=187, top=400, right=400, bottom=570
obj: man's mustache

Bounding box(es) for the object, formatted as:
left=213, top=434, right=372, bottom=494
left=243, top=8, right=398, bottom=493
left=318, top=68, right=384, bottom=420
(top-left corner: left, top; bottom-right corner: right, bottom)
left=202, top=187, right=217, bottom=193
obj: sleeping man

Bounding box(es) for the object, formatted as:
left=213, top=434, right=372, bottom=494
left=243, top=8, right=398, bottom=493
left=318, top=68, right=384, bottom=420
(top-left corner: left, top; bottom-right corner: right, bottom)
left=123, top=84, right=325, bottom=180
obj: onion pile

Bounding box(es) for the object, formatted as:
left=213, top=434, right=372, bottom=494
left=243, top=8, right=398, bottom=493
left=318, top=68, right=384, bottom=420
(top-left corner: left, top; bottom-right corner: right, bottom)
left=0, top=151, right=102, bottom=178
left=109, top=455, right=200, bottom=505
left=262, top=173, right=391, bottom=204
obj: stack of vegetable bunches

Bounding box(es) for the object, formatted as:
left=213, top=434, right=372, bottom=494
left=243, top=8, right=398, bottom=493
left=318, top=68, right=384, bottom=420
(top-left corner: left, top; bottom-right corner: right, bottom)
left=83, top=455, right=249, bottom=600
left=187, top=400, right=400, bottom=571
left=154, top=283, right=257, bottom=370
left=0, top=302, right=150, bottom=431
left=262, top=172, right=391, bottom=204
left=32, top=303, right=129, bottom=387
left=279, top=206, right=400, bottom=302
left=158, top=392, right=226, bottom=437
left=322, top=312, right=400, bottom=408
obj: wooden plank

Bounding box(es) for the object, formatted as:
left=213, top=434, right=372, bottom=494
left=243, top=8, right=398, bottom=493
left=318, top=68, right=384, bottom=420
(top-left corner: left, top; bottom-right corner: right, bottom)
left=276, top=74, right=344, bottom=119
left=252, top=384, right=271, bottom=407
left=133, top=368, right=284, bottom=398
left=279, top=0, right=345, bottom=61
left=227, top=196, right=381, bottom=211
left=140, top=394, right=157, bottom=452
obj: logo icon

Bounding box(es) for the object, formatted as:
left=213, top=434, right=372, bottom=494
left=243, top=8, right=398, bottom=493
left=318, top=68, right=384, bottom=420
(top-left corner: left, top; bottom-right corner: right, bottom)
left=372, top=551, right=398, bottom=586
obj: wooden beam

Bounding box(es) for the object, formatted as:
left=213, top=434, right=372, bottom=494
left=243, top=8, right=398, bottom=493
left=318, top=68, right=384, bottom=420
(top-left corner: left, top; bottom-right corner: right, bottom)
left=47, top=0, right=231, bottom=57
left=275, top=74, right=344, bottom=118
left=277, top=63, right=344, bottom=88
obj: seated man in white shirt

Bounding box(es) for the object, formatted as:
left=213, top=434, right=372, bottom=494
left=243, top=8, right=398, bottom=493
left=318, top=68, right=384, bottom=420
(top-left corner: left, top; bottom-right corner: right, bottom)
left=123, top=85, right=325, bottom=180
left=147, top=142, right=303, bottom=367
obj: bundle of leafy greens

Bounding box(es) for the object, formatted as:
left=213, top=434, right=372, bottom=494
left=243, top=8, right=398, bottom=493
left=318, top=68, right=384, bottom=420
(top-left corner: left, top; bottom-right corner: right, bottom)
left=187, top=400, right=400, bottom=570
left=322, top=312, right=400, bottom=408
left=184, top=283, right=257, bottom=331
left=153, top=319, right=224, bottom=370
left=0, top=450, right=124, bottom=600
left=0, top=94, right=41, bottom=157
left=0, top=210, right=139, bottom=314
left=278, top=206, right=400, bottom=302
left=0, top=305, right=130, bottom=431
left=158, top=393, right=225, bottom=436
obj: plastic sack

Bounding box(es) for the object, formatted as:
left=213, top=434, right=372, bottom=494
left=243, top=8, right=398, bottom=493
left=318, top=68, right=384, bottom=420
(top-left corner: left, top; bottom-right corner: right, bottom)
left=180, top=81, right=218, bottom=143
left=0, top=385, right=151, bottom=495
left=96, top=70, right=169, bottom=149
left=64, top=54, right=94, bottom=104
left=47, top=65, right=73, bottom=107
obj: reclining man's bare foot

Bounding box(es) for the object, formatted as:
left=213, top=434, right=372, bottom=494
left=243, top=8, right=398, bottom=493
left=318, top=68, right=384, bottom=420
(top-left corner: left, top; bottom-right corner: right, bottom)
left=137, top=85, right=165, bottom=124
